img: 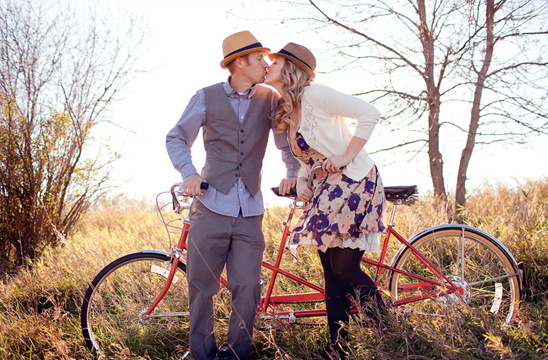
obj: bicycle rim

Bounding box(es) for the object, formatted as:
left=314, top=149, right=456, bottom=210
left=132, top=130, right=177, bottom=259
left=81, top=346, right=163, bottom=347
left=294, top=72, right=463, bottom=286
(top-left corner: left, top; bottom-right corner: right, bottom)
left=388, top=228, right=520, bottom=327
left=81, top=252, right=189, bottom=358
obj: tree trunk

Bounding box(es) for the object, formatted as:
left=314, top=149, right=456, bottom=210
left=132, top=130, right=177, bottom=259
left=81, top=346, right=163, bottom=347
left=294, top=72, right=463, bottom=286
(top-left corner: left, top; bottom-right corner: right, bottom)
left=417, top=0, right=447, bottom=201
left=456, top=0, right=495, bottom=220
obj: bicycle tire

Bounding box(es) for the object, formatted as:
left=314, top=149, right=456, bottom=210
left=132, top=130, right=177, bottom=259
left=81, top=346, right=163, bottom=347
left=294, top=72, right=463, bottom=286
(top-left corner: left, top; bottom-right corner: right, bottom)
left=81, top=252, right=190, bottom=358
left=387, top=225, right=520, bottom=327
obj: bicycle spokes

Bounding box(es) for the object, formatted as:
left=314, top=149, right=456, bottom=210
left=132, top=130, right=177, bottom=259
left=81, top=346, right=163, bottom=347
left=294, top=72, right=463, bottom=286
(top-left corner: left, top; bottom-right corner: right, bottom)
left=388, top=227, right=520, bottom=327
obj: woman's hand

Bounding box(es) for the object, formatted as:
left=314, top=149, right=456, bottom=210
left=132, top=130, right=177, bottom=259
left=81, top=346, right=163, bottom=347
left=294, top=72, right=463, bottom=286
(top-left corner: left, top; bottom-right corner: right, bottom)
left=322, top=154, right=350, bottom=173
left=322, top=136, right=368, bottom=173
left=296, top=177, right=313, bottom=202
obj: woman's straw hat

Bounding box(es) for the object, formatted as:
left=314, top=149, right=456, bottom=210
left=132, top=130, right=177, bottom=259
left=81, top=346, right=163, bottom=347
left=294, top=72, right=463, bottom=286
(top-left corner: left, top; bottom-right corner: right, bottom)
left=220, top=31, right=270, bottom=69
left=269, top=42, right=316, bottom=79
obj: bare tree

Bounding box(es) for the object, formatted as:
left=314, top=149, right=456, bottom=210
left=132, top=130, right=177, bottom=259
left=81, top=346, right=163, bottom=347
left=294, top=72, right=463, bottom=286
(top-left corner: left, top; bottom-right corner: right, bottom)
left=273, top=0, right=548, bottom=213
left=0, top=0, right=146, bottom=273
left=454, top=0, right=548, bottom=212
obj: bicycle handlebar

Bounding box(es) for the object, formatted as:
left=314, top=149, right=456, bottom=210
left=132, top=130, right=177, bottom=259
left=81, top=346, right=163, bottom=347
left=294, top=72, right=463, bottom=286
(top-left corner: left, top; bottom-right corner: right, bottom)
left=271, top=165, right=326, bottom=199
left=307, top=165, right=324, bottom=189
left=271, top=186, right=297, bottom=198
left=170, top=182, right=209, bottom=212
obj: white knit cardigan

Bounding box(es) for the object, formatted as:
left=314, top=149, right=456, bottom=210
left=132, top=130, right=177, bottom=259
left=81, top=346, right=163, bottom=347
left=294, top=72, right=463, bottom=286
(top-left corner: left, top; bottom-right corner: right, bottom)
left=296, top=84, right=381, bottom=181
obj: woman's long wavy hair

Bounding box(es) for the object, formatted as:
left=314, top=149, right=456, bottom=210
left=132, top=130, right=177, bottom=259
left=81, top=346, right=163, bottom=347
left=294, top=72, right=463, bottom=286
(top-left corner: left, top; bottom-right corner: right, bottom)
left=272, top=59, right=312, bottom=134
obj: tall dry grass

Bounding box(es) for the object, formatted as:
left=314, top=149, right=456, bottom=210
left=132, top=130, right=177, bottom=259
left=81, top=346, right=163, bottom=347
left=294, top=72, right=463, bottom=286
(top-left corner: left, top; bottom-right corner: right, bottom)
left=0, top=180, right=547, bottom=359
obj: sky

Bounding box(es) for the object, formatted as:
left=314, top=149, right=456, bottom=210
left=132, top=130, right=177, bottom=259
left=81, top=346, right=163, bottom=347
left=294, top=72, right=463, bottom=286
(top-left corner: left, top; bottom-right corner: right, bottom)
left=103, top=0, right=548, bottom=207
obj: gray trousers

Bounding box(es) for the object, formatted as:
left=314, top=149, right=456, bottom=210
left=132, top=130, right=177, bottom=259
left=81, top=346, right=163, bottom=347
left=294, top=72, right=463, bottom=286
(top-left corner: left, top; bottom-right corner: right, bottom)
left=187, top=199, right=265, bottom=360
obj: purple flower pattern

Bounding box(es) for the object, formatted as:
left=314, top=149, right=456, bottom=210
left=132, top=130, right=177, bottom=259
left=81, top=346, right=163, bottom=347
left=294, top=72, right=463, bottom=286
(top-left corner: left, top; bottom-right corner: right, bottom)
left=289, top=132, right=386, bottom=252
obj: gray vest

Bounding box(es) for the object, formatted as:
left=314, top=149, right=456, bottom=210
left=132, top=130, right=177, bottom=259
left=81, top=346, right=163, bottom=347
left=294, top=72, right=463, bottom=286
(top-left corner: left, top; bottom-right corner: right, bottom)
left=201, top=83, right=272, bottom=195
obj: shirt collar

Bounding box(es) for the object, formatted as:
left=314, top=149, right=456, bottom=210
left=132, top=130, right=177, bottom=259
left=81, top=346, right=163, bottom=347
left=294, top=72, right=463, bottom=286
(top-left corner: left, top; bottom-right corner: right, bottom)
left=224, top=77, right=256, bottom=99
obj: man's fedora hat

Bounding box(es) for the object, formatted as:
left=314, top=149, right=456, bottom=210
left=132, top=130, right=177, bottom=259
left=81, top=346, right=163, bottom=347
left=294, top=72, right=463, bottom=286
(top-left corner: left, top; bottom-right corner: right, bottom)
left=220, top=31, right=270, bottom=69
left=269, top=42, right=316, bottom=79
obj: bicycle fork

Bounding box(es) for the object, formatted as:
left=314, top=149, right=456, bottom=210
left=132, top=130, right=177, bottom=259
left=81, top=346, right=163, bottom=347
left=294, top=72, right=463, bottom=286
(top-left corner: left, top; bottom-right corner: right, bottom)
left=142, top=222, right=190, bottom=319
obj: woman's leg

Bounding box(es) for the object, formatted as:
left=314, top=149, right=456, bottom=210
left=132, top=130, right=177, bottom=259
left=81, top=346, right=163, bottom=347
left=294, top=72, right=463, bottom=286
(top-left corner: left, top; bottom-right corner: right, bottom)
left=328, top=247, right=388, bottom=325
left=318, top=249, right=351, bottom=343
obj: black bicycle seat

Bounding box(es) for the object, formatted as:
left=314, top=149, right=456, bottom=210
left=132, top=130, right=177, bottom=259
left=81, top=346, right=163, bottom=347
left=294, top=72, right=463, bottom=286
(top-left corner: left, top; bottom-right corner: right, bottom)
left=384, top=185, right=418, bottom=202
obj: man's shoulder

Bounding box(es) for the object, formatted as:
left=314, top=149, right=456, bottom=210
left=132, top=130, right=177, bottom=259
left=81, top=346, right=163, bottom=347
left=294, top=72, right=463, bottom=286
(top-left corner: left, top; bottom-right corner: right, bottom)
left=255, top=84, right=279, bottom=100
left=255, top=83, right=276, bottom=93
left=202, top=82, right=224, bottom=92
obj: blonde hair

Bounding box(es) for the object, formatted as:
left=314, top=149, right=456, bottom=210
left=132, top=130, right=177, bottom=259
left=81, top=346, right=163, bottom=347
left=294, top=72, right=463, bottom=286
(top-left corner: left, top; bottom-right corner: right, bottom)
left=272, top=59, right=313, bottom=133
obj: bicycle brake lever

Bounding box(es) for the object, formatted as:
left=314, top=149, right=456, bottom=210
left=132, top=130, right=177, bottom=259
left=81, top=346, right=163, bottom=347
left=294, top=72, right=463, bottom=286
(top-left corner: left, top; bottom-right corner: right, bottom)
left=172, top=191, right=178, bottom=211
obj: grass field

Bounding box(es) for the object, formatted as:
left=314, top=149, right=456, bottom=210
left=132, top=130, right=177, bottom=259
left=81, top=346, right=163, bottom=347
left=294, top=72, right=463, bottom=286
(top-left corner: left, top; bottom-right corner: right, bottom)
left=1, top=180, right=547, bottom=359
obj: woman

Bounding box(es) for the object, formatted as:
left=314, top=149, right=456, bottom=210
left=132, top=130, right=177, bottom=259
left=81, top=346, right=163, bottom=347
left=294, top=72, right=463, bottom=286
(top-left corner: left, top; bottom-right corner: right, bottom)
left=265, top=43, right=389, bottom=348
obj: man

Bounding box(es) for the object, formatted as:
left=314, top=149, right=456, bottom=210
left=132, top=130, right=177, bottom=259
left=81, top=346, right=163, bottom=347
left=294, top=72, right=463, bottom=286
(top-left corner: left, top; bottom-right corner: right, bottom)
left=166, top=31, right=299, bottom=360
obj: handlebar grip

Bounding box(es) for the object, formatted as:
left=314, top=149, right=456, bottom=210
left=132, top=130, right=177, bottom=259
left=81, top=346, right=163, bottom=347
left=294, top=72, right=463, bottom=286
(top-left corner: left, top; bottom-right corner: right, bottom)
left=271, top=186, right=297, bottom=198
left=172, top=182, right=210, bottom=210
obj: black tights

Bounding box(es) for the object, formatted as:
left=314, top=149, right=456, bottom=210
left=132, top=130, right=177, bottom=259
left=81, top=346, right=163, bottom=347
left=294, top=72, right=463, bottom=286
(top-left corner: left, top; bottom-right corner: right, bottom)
left=318, top=247, right=387, bottom=343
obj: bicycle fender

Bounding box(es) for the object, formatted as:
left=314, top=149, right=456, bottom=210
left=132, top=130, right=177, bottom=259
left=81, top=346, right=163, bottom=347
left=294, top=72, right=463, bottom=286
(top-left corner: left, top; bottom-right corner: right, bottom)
left=140, top=249, right=171, bottom=256
left=389, top=224, right=520, bottom=273
left=140, top=249, right=188, bottom=266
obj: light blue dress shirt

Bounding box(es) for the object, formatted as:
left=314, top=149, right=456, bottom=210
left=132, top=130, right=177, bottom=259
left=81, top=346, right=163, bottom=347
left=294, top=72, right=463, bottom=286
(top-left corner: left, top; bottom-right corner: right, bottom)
left=166, top=79, right=299, bottom=217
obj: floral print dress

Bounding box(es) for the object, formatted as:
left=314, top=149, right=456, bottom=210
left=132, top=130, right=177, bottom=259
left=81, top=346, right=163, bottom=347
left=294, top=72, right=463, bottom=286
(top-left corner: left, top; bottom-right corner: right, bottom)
left=289, top=132, right=386, bottom=253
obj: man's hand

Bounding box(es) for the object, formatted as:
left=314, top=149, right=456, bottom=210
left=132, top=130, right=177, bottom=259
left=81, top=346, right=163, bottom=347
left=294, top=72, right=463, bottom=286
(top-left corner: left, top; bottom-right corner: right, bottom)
left=277, top=177, right=298, bottom=195
left=183, top=174, right=206, bottom=196
left=296, top=177, right=313, bottom=202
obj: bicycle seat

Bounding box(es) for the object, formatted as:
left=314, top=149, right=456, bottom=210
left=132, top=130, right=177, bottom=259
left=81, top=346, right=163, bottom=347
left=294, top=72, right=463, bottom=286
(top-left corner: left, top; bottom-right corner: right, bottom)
left=384, top=185, right=418, bottom=202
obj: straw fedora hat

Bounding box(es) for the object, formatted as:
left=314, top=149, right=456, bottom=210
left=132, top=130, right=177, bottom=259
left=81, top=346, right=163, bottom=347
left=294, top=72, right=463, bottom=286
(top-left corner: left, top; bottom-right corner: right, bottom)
left=269, top=42, right=316, bottom=79
left=220, top=31, right=270, bottom=69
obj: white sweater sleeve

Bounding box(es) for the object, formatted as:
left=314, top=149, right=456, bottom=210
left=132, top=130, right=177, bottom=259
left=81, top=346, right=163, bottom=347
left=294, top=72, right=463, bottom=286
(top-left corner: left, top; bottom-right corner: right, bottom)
left=305, top=84, right=381, bottom=140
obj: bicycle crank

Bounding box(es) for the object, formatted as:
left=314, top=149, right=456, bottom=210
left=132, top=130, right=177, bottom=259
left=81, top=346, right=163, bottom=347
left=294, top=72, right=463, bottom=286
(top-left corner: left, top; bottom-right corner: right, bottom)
left=254, top=312, right=284, bottom=330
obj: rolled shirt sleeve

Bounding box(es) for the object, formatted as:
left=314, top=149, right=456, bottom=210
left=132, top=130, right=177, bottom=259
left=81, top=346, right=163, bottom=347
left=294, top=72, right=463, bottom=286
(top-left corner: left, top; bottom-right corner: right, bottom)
left=165, top=90, right=205, bottom=179
left=268, top=89, right=300, bottom=179
left=273, top=131, right=300, bottom=179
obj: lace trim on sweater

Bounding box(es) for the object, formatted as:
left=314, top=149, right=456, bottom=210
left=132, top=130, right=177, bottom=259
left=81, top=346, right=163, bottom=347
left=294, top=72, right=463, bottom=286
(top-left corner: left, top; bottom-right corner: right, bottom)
left=300, top=101, right=318, bottom=146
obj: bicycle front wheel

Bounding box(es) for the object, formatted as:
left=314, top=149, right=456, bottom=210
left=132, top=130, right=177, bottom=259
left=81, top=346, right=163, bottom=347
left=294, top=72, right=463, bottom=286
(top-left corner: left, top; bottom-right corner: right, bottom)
left=387, top=225, right=520, bottom=327
left=81, top=252, right=189, bottom=358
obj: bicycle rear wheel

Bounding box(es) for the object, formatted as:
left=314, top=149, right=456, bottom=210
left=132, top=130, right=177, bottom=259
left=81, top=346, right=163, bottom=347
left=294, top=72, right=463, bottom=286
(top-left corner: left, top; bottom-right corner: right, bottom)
left=81, top=252, right=189, bottom=358
left=387, top=225, right=520, bottom=327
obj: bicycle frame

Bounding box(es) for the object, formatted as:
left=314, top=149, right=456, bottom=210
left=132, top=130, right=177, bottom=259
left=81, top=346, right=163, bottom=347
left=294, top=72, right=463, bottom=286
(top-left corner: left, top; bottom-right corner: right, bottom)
left=255, top=198, right=465, bottom=321
left=142, top=184, right=465, bottom=322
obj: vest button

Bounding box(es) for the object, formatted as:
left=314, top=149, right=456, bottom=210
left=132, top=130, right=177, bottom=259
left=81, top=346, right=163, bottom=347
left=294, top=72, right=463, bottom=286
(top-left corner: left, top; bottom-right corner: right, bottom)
left=240, top=152, right=244, bottom=155
left=240, top=140, right=245, bottom=144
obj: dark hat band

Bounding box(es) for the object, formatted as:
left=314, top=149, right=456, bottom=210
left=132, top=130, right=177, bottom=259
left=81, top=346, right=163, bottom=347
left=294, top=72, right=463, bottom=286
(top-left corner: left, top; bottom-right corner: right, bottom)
left=224, top=42, right=264, bottom=59
left=278, top=49, right=313, bottom=70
